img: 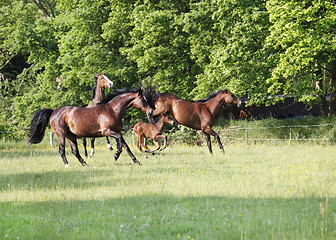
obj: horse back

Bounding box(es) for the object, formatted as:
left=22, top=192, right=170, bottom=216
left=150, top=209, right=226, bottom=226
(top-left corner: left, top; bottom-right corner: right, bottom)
left=50, top=105, right=119, bottom=137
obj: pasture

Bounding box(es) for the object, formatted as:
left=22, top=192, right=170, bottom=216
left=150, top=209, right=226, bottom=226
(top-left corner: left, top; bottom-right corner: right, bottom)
left=1, top=137, right=336, bottom=239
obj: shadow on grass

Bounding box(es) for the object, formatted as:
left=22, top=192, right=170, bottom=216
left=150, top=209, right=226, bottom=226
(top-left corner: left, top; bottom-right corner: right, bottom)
left=0, top=164, right=181, bottom=191
left=0, top=195, right=335, bottom=239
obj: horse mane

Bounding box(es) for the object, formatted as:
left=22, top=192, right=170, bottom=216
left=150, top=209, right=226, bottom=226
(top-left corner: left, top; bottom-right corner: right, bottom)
left=98, top=88, right=141, bottom=104
left=195, top=89, right=229, bottom=103
left=139, top=78, right=159, bottom=108
left=90, top=74, right=99, bottom=100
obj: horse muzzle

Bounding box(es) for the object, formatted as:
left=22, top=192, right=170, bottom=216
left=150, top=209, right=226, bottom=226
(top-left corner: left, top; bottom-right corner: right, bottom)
left=236, top=100, right=242, bottom=108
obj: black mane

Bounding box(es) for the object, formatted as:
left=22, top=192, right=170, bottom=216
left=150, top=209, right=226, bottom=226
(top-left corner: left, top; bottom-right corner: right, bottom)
left=142, top=84, right=158, bottom=108
left=90, top=74, right=99, bottom=100
left=98, top=88, right=141, bottom=104
left=195, top=89, right=228, bottom=102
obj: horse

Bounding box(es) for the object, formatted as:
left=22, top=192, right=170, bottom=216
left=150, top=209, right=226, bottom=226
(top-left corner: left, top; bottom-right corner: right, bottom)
left=82, top=73, right=114, bottom=157
left=133, top=113, right=175, bottom=158
left=149, top=89, right=242, bottom=153
left=26, top=88, right=154, bottom=166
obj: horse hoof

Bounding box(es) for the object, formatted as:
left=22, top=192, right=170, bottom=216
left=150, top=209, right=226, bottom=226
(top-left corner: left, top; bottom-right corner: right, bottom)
left=134, top=161, right=141, bottom=166
left=114, top=153, right=119, bottom=161
left=65, top=164, right=70, bottom=168
left=108, top=147, right=113, bottom=151
left=82, top=163, right=89, bottom=167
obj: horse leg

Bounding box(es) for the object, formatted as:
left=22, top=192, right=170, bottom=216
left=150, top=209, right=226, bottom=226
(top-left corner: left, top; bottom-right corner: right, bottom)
left=142, top=137, right=151, bottom=152
left=203, top=132, right=213, bottom=154
left=136, top=134, right=148, bottom=159
left=204, top=127, right=224, bottom=153
left=159, top=135, right=168, bottom=151
left=106, top=137, right=113, bottom=151
left=149, top=136, right=162, bottom=153
left=113, top=138, right=122, bottom=161
left=90, top=137, right=95, bottom=157
left=103, top=129, right=140, bottom=165
left=120, top=135, right=141, bottom=164
left=142, top=137, right=155, bottom=155
left=58, top=136, right=70, bottom=166
left=82, top=137, right=88, bottom=157
left=67, top=135, right=88, bottom=166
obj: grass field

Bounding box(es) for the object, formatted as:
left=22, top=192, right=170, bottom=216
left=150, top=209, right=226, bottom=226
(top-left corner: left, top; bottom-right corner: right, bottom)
left=1, top=137, right=336, bottom=239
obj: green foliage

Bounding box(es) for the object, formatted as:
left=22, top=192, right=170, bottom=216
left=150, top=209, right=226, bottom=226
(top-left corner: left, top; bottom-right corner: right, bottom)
left=266, top=0, right=336, bottom=102
left=1, top=0, right=336, bottom=136
left=190, top=0, right=272, bottom=101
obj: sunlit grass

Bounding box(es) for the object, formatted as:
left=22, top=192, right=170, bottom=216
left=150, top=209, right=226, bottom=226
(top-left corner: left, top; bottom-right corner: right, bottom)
left=1, top=138, right=336, bottom=239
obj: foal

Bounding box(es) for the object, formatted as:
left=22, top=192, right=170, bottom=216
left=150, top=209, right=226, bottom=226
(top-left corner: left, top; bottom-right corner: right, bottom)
left=133, top=114, right=175, bottom=158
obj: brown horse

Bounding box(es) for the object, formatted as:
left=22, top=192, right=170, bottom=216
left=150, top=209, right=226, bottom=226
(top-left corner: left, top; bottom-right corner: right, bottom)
left=26, top=88, right=154, bottom=166
left=133, top=113, right=175, bottom=158
left=83, top=73, right=114, bottom=157
left=150, top=89, right=242, bottom=153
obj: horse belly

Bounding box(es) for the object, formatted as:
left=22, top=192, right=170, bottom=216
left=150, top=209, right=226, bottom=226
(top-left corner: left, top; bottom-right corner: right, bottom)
left=143, top=124, right=159, bottom=139
left=173, top=103, right=202, bottom=130
left=67, top=110, right=103, bottom=137
left=176, top=116, right=201, bottom=130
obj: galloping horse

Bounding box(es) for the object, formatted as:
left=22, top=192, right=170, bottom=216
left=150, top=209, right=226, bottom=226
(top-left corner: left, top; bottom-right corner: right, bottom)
left=83, top=73, right=114, bottom=157
left=149, top=89, right=242, bottom=153
left=133, top=113, right=175, bottom=158
left=26, top=88, right=154, bottom=166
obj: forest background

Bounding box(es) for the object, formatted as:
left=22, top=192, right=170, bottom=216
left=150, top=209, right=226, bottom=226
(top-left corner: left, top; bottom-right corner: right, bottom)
left=1, top=0, right=336, bottom=135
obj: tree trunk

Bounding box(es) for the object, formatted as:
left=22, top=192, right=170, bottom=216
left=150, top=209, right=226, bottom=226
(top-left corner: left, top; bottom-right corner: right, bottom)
left=316, top=80, right=328, bottom=116
left=329, top=60, right=336, bottom=116
left=314, top=61, right=328, bottom=116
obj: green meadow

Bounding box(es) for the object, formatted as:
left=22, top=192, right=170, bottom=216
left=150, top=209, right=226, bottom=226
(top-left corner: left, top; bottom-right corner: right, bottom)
left=1, top=137, right=336, bottom=239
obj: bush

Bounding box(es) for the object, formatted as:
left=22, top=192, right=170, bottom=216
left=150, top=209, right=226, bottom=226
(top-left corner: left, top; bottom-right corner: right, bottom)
left=0, top=124, right=26, bottom=141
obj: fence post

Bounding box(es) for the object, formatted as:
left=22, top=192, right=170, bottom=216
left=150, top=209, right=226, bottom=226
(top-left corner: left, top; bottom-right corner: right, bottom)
left=50, top=132, right=55, bottom=148
left=289, top=127, right=292, bottom=143
left=245, top=129, right=248, bottom=143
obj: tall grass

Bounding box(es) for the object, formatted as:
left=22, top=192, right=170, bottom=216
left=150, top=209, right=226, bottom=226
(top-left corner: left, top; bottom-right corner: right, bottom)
left=1, top=136, right=335, bottom=239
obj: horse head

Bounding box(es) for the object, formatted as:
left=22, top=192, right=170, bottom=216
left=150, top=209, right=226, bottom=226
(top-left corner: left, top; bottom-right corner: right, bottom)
left=221, top=89, right=242, bottom=108
left=162, top=113, right=175, bottom=126
left=131, top=88, right=155, bottom=117
left=95, top=73, right=113, bottom=89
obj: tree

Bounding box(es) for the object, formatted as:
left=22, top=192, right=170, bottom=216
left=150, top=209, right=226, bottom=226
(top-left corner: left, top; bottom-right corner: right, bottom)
left=106, top=0, right=198, bottom=99
left=0, top=0, right=45, bottom=125
left=266, top=0, right=336, bottom=114
left=186, top=0, right=272, bottom=103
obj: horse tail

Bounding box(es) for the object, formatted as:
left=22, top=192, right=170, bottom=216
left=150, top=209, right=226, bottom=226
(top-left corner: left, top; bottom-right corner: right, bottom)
left=26, top=108, right=54, bottom=145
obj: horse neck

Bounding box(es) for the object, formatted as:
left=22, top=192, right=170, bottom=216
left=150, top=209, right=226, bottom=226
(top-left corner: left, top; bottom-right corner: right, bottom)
left=108, top=93, right=136, bottom=116
left=92, top=86, right=105, bottom=105
left=204, top=94, right=225, bottom=116
left=155, top=117, right=166, bottom=132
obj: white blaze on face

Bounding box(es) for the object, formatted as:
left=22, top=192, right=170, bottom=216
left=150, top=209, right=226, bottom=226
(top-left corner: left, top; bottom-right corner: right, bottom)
left=103, top=75, right=113, bottom=88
